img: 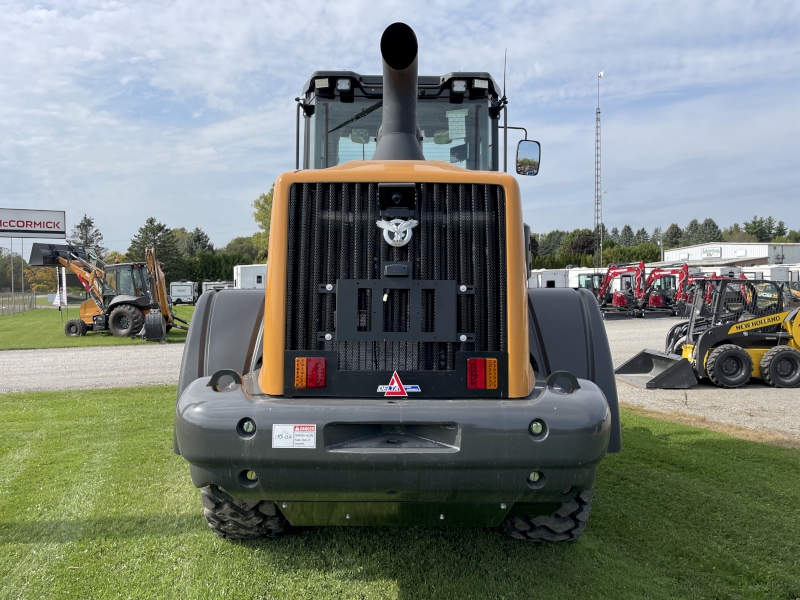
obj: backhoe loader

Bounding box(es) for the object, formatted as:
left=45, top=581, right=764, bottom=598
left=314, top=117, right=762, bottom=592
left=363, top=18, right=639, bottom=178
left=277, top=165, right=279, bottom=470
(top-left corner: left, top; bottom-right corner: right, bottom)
left=174, top=23, right=620, bottom=543
left=616, top=279, right=800, bottom=388
left=28, top=243, right=187, bottom=341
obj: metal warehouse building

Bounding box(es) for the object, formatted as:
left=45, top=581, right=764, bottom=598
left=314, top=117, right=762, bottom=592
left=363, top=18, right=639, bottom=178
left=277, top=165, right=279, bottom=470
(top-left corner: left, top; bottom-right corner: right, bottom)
left=663, top=242, right=800, bottom=265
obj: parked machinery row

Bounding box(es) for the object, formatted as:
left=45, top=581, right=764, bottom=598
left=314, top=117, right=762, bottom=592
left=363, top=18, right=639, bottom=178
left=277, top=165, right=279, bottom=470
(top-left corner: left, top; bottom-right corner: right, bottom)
left=529, top=264, right=800, bottom=318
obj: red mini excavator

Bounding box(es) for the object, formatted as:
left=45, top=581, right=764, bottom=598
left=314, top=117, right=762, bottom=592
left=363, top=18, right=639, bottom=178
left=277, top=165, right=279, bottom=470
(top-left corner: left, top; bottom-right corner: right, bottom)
left=596, top=262, right=645, bottom=316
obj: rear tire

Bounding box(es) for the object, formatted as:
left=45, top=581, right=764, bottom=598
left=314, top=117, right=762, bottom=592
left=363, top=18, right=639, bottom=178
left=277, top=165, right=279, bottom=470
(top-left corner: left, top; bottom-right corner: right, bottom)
left=200, top=486, right=286, bottom=540
left=64, top=319, right=87, bottom=337
left=502, top=488, right=593, bottom=542
left=760, top=346, right=800, bottom=388
left=706, top=344, right=752, bottom=388
left=108, top=304, right=144, bottom=337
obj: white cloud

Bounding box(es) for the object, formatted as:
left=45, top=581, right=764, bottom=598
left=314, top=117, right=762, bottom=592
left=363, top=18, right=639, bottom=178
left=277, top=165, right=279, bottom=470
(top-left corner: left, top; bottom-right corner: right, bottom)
left=0, top=0, right=798, bottom=250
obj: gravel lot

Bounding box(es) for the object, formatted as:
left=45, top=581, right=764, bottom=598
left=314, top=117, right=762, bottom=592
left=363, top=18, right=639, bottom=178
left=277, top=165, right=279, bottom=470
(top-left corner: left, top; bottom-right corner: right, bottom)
left=2, top=316, right=798, bottom=439
left=605, top=314, right=800, bottom=439
left=0, top=345, right=184, bottom=393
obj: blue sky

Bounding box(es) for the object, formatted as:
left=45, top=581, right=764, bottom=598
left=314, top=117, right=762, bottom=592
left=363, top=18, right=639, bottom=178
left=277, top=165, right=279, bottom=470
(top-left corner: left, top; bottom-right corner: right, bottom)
left=1, top=0, right=798, bottom=252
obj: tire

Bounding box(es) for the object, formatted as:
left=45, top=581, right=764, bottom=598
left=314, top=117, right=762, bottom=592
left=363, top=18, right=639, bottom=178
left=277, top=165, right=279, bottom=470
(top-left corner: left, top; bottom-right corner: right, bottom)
left=174, top=299, right=182, bottom=305
left=108, top=304, right=144, bottom=337
left=64, top=319, right=87, bottom=337
left=706, top=344, right=752, bottom=388
left=200, top=485, right=285, bottom=540
left=502, top=488, right=593, bottom=542
left=760, top=346, right=800, bottom=388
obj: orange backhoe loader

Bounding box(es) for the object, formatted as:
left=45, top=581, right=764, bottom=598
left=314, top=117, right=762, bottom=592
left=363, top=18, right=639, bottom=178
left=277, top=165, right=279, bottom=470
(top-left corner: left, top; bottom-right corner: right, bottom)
left=29, top=243, right=188, bottom=341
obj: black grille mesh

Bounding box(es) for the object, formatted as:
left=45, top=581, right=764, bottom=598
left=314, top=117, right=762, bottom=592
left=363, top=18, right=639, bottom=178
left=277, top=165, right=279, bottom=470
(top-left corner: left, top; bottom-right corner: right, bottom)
left=285, top=182, right=507, bottom=370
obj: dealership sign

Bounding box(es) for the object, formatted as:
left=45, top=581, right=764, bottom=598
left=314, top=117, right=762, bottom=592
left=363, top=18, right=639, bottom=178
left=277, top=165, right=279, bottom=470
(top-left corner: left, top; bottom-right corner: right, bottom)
left=0, top=208, right=66, bottom=238
left=701, top=246, right=722, bottom=259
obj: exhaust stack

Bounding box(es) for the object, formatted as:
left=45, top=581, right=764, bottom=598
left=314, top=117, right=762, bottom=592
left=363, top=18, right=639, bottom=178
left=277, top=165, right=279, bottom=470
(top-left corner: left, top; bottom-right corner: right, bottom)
left=371, top=22, right=425, bottom=161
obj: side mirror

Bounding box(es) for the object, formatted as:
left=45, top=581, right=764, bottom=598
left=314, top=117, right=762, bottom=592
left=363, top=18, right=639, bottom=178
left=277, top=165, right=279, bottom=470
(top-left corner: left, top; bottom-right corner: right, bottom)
left=350, top=129, right=370, bottom=145
left=516, top=140, right=541, bottom=176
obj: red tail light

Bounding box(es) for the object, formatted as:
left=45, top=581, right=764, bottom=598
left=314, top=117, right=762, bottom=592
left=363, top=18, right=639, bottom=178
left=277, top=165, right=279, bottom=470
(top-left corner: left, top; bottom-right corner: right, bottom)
left=294, top=357, right=326, bottom=388
left=467, top=358, right=498, bottom=390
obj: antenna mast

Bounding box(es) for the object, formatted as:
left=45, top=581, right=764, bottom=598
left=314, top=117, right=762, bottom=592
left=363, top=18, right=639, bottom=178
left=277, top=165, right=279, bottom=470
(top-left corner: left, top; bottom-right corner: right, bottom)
left=594, top=71, right=604, bottom=268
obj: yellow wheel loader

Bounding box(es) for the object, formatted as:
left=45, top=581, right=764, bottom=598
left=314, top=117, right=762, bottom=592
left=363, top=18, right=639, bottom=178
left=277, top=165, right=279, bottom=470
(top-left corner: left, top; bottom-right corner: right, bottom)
left=616, top=279, right=800, bottom=389
left=174, top=23, right=621, bottom=542
left=29, top=243, right=188, bottom=341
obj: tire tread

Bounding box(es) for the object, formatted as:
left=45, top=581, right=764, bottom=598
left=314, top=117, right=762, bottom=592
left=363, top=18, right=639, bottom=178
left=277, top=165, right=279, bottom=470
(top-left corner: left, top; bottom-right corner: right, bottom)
left=502, top=487, right=593, bottom=543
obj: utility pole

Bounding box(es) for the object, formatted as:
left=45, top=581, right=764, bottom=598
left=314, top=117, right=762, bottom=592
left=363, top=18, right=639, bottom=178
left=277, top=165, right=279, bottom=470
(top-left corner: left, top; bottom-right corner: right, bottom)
left=594, top=71, right=604, bottom=268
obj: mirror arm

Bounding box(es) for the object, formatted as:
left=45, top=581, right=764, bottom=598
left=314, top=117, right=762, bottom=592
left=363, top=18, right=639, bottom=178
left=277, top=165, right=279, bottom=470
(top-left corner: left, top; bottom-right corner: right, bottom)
left=498, top=125, right=528, bottom=140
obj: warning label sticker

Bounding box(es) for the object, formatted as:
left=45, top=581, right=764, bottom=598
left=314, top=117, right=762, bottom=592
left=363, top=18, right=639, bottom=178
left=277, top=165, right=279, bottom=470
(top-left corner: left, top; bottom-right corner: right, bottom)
left=272, top=424, right=316, bottom=449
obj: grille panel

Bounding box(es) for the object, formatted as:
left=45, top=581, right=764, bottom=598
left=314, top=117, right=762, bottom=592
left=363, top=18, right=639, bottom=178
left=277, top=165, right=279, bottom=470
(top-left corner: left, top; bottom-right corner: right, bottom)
left=285, top=182, right=507, bottom=371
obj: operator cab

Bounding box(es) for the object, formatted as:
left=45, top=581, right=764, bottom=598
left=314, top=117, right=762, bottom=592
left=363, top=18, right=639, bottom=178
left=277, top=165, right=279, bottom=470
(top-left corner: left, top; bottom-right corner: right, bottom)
left=299, top=71, right=504, bottom=171
left=103, top=263, right=151, bottom=304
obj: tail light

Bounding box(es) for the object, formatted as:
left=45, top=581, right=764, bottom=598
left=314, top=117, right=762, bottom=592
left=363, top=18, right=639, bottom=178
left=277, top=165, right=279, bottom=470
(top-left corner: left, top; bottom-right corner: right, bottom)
left=467, top=358, right=498, bottom=390
left=294, top=357, right=327, bottom=388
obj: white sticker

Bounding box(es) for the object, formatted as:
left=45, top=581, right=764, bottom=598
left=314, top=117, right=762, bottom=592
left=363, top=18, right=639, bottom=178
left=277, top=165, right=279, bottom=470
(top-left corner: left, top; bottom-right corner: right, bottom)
left=272, top=424, right=316, bottom=449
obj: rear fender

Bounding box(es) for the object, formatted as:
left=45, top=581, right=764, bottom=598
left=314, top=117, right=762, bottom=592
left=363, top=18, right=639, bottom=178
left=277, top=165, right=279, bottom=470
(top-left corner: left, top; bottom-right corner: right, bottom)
left=528, top=288, right=621, bottom=452
left=174, top=289, right=264, bottom=454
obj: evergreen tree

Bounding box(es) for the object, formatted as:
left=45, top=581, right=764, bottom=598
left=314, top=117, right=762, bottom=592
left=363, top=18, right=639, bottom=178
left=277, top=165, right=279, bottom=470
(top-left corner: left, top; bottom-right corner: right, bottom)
left=662, top=223, right=683, bottom=249
left=699, top=218, right=723, bottom=243
left=634, top=228, right=649, bottom=245
left=172, top=227, right=191, bottom=256
left=67, top=214, right=108, bottom=259
left=683, top=219, right=702, bottom=245
left=537, top=230, right=566, bottom=257
left=775, top=220, right=788, bottom=238
left=529, top=234, right=539, bottom=258
left=127, top=217, right=183, bottom=281
left=743, top=216, right=771, bottom=242
left=650, top=226, right=662, bottom=244
left=185, top=227, right=214, bottom=257
left=619, top=225, right=634, bottom=247
left=764, top=216, right=776, bottom=241
left=722, top=223, right=758, bottom=243
left=559, top=228, right=596, bottom=255
left=609, top=227, right=620, bottom=244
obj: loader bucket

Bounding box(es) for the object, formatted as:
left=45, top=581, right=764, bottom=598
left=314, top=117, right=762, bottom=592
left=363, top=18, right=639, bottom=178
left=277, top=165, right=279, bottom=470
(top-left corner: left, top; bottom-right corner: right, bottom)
left=615, top=349, right=697, bottom=389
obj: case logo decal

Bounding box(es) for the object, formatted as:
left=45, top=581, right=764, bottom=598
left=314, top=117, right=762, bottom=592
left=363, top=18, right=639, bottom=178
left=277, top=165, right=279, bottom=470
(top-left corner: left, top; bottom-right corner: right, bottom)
left=376, top=218, right=418, bottom=247
left=377, top=371, right=421, bottom=396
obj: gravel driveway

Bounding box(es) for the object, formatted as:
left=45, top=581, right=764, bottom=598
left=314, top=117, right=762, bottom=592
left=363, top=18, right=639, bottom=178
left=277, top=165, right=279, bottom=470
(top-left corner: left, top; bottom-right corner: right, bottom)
left=2, top=316, right=798, bottom=439
left=0, top=345, right=184, bottom=393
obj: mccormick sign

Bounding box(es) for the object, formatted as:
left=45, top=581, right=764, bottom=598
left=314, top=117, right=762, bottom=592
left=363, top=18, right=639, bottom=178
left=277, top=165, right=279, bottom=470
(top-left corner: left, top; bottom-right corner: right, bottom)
left=0, top=208, right=66, bottom=239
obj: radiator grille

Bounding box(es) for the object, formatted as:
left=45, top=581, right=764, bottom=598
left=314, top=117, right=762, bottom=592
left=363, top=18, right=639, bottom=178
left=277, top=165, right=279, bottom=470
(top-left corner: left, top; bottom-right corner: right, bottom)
left=285, top=182, right=507, bottom=371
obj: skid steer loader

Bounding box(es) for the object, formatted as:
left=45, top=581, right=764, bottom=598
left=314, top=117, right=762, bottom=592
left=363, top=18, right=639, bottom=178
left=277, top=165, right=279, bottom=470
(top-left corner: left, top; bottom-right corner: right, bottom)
left=28, top=243, right=187, bottom=341
left=616, top=279, right=800, bottom=389
left=174, top=23, right=621, bottom=542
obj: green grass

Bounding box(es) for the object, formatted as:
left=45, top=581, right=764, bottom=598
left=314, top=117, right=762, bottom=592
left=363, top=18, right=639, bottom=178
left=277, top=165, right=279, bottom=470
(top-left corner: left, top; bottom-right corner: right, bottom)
left=1, top=388, right=799, bottom=600
left=0, top=305, right=194, bottom=350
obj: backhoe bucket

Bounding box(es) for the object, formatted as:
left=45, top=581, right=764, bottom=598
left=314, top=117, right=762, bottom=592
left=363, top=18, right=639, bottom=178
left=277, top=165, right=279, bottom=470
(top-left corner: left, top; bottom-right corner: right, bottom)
left=615, top=349, right=697, bottom=389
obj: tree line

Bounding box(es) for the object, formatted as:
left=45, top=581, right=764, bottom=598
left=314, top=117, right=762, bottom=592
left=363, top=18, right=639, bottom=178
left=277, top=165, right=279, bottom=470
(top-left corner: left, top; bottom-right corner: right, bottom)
left=12, top=186, right=274, bottom=292
left=531, top=216, right=800, bottom=269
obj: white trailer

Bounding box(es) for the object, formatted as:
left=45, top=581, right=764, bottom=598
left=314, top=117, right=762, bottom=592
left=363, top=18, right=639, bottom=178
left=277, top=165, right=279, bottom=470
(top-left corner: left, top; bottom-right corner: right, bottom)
left=202, top=281, right=235, bottom=294
left=539, top=269, right=569, bottom=288
left=170, top=281, right=199, bottom=305
left=233, top=264, right=267, bottom=289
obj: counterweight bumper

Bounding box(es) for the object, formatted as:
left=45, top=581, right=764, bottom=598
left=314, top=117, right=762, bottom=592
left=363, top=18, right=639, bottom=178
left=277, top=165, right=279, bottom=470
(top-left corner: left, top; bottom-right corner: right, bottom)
left=175, top=371, right=612, bottom=522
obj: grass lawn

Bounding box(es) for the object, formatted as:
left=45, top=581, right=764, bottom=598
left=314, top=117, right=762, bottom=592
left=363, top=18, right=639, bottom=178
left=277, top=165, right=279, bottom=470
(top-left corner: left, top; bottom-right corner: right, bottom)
left=0, top=305, right=194, bottom=350
left=1, top=388, right=799, bottom=600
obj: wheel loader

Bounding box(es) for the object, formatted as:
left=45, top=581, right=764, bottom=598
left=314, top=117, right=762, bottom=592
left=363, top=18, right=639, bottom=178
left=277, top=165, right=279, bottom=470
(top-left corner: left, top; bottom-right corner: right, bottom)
left=616, top=279, right=800, bottom=389
left=28, top=243, right=187, bottom=341
left=174, top=23, right=621, bottom=542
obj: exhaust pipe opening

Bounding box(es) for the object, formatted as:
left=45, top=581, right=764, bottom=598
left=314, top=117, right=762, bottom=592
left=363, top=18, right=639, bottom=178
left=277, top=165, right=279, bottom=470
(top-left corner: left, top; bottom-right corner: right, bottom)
left=381, top=23, right=418, bottom=71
